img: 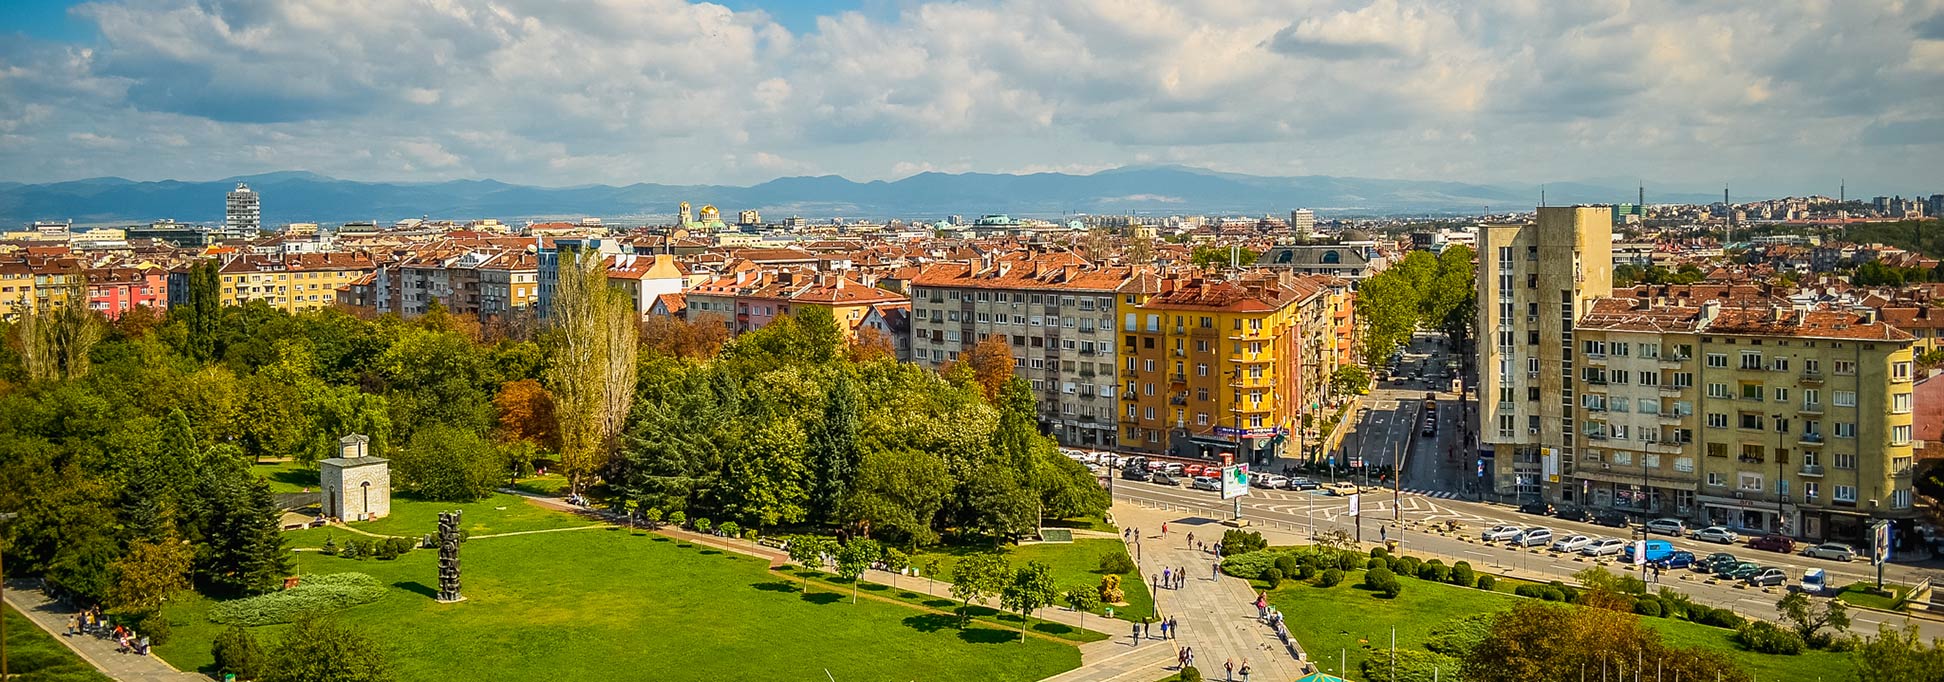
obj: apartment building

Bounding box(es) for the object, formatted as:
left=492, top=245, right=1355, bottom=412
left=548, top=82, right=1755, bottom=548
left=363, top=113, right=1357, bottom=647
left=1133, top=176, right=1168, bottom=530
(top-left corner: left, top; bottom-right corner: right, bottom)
left=219, top=253, right=376, bottom=313
left=908, top=253, right=1131, bottom=448
left=1118, top=271, right=1329, bottom=465
left=1570, top=299, right=1918, bottom=543
left=475, top=251, right=538, bottom=320
left=85, top=267, right=168, bottom=319
left=1477, top=206, right=1615, bottom=498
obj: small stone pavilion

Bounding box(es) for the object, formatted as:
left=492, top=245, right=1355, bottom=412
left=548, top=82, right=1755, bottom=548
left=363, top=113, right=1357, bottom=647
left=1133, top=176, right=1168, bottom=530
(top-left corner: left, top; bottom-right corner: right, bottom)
left=320, top=434, right=390, bottom=522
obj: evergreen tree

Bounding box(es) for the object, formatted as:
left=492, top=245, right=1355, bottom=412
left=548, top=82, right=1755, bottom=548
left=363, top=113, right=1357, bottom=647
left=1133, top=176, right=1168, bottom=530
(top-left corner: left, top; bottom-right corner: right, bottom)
left=200, top=459, right=292, bottom=596
left=186, top=260, right=222, bottom=362
left=808, top=375, right=861, bottom=523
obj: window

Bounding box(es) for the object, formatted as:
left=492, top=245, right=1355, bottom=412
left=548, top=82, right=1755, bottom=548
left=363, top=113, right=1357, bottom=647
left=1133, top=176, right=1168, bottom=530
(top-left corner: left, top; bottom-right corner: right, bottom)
left=1640, top=371, right=1660, bottom=386
left=1706, top=472, right=1725, bottom=487
left=1773, top=387, right=1788, bottom=402
left=1612, top=342, right=1630, bottom=357
left=1835, top=453, right=1856, bottom=469
left=1612, top=451, right=1633, bottom=466
left=1834, top=360, right=1856, bottom=375
left=1834, top=485, right=1856, bottom=503
left=1706, top=413, right=1728, bottom=428
left=1611, top=370, right=1630, bottom=384
left=1803, top=482, right=1818, bottom=500
left=1674, top=457, right=1694, bottom=473
left=1672, top=373, right=1693, bottom=388
left=1833, top=391, right=1856, bottom=407
left=1770, top=357, right=1788, bottom=372
left=1892, top=361, right=1911, bottom=381
left=1611, top=397, right=1630, bottom=413
left=1706, top=353, right=1728, bottom=368
left=1739, top=352, right=1762, bottom=370
left=1706, top=383, right=1730, bottom=398
left=1706, top=443, right=1727, bottom=457
left=1834, top=422, right=1856, bottom=438
left=1740, top=383, right=1762, bottom=400
left=1739, top=413, right=1763, bottom=430
left=1892, top=424, right=1912, bottom=445
left=1196, top=363, right=1208, bottom=376
left=1739, top=473, right=1764, bottom=491
left=1892, top=392, right=1911, bottom=413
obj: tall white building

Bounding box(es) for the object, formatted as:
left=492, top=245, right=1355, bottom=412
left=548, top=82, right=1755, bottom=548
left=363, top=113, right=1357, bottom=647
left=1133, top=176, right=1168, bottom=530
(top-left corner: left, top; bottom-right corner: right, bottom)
left=1289, top=209, right=1316, bottom=239
left=226, top=183, right=261, bottom=235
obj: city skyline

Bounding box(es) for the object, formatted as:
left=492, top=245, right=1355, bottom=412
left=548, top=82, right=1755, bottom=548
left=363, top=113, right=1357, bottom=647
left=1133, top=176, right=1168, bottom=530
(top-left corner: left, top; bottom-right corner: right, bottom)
left=2, top=0, right=1941, bottom=196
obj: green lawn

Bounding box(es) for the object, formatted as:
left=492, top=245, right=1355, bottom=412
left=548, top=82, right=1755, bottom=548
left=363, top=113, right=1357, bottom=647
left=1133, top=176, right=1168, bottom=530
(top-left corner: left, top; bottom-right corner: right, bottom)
left=156, top=528, right=1081, bottom=682
left=3, top=604, right=113, bottom=682
left=348, top=492, right=598, bottom=538
left=912, top=538, right=1155, bottom=622
left=252, top=459, right=319, bottom=494
left=1265, top=569, right=1857, bottom=682
left=506, top=473, right=570, bottom=497
left=772, top=565, right=1110, bottom=643
left=1833, top=582, right=1908, bottom=611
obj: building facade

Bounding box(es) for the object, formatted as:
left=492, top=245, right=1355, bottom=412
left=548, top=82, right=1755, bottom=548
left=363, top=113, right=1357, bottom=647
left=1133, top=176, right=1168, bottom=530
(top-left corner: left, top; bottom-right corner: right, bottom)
left=226, top=183, right=261, bottom=235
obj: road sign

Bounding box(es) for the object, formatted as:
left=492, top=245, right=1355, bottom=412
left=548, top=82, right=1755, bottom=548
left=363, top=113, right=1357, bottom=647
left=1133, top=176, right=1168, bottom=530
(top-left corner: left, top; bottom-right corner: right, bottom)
left=1633, top=539, right=1647, bottom=566
left=1349, top=457, right=1364, bottom=468
left=1220, top=464, right=1250, bottom=500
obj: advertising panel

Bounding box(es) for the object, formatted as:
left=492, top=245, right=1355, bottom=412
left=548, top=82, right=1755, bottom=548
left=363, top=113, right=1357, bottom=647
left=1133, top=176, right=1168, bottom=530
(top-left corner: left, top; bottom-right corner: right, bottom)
left=1220, top=464, right=1250, bottom=500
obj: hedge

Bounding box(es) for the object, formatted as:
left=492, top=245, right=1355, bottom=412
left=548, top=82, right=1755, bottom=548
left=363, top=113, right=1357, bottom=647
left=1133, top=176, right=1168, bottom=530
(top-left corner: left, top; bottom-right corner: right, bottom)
left=209, top=573, right=389, bottom=626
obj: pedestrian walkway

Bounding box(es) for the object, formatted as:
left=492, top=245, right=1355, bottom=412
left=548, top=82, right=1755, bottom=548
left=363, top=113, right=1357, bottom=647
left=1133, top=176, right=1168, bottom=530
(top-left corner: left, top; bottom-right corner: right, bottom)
left=1112, top=502, right=1310, bottom=682
left=2, top=581, right=205, bottom=682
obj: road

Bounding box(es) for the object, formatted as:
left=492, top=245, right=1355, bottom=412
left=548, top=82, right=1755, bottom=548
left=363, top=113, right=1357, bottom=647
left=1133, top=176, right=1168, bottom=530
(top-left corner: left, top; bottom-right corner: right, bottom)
left=1333, top=332, right=1468, bottom=494
left=1107, top=478, right=1944, bottom=641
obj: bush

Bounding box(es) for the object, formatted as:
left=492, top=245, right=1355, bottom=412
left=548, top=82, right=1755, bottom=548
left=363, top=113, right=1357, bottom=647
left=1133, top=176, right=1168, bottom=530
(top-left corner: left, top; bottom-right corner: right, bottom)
left=694, top=518, right=713, bottom=534
left=1734, top=620, right=1806, bottom=655
left=642, top=508, right=663, bottom=527
left=1825, top=635, right=1857, bottom=652
left=1514, top=584, right=1547, bottom=599
left=1274, top=554, right=1300, bottom=578
left=338, top=539, right=363, bottom=560
left=1417, top=563, right=1450, bottom=583
left=1633, top=597, right=1663, bottom=617
left=1367, top=557, right=1388, bottom=571
left=742, top=529, right=759, bottom=541
left=717, top=521, right=740, bottom=538
left=321, top=535, right=337, bottom=556
left=1176, top=665, right=1203, bottom=682
left=1364, top=567, right=1397, bottom=591
left=1397, top=556, right=1424, bottom=577
left=1695, top=607, right=1746, bottom=629
left=1476, top=574, right=1497, bottom=591
left=1318, top=568, right=1345, bottom=587
left=1099, top=550, right=1138, bottom=575
left=1221, top=529, right=1268, bottom=555
left=1450, top=562, right=1475, bottom=588
left=375, top=538, right=401, bottom=560
left=1295, top=563, right=1317, bottom=581
left=122, top=609, right=170, bottom=645
left=1371, top=547, right=1391, bottom=558
left=209, top=573, right=389, bottom=626
left=668, top=511, right=687, bottom=527
left=212, top=625, right=265, bottom=680
left=1262, top=567, right=1284, bottom=588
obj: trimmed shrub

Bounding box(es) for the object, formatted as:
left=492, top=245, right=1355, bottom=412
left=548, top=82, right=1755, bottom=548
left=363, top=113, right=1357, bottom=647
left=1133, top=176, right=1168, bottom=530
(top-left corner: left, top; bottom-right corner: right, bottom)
left=742, top=529, right=759, bottom=541
left=1220, top=550, right=1285, bottom=580
left=1262, top=567, right=1284, bottom=588
left=1734, top=621, right=1806, bottom=655
left=210, top=573, right=389, bottom=626
left=1274, top=554, right=1300, bottom=578
left=718, top=521, right=741, bottom=538
left=1397, top=556, right=1424, bottom=577
left=1476, top=574, right=1497, bottom=592
left=1295, top=563, right=1317, bottom=581
left=1514, top=584, right=1547, bottom=599
left=1100, top=550, right=1138, bottom=575
left=1449, top=562, right=1476, bottom=588
left=1696, top=607, right=1746, bottom=629
left=668, top=511, right=687, bottom=527
left=1334, top=551, right=1365, bottom=571
left=1633, top=597, right=1663, bottom=617
left=1371, top=547, right=1391, bottom=558
left=1367, top=557, right=1389, bottom=571
left=694, top=518, right=713, bottom=534
left=1176, top=665, right=1203, bottom=682
left=1318, top=568, right=1345, bottom=588
left=1221, top=529, right=1268, bottom=555
left=1417, top=563, right=1450, bottom=583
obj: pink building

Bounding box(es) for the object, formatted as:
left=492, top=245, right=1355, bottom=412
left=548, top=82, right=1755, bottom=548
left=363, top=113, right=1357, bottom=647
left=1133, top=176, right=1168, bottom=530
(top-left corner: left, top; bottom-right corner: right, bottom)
left=86, top=267, right=168, bottom=319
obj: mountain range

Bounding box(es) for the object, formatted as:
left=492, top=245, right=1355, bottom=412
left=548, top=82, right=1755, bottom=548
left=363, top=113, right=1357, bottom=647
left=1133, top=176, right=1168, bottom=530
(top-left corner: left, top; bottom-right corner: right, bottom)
left=0, top=166, right=1726, bottom=226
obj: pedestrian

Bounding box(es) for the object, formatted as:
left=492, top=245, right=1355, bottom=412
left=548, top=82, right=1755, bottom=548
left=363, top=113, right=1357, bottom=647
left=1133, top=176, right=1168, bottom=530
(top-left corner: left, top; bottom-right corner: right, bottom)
left=1164, top=567, right=1172, bottom=586
left=1168, top=616, right=1178, bottom=638
left=1178, top=647, right=1188, bottom=669
left=1143, top=617, right=1152, bottom=639
left=1185, top=647, right=1195, bottom=668
left=1212, top=561, right=1220, bottom=579
left=1133, top=622, right=1141, bottom=646
left=1160, top=619, right=1170, bottom=639
left=1381, top=525, right=1388, bottom=542
left=1162, top=522, right=1169, bottom=536
left=1241, top=661, right=1252, bottom=682
left=1226, top=658, right=1235, bottom=681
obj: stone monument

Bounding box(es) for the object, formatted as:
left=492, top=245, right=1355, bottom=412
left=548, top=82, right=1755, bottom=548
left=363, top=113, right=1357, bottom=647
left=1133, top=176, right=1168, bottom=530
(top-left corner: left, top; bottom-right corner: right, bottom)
left=319, top=434, right=390, bottom=521
left=436, top=510, right=464, bottom=603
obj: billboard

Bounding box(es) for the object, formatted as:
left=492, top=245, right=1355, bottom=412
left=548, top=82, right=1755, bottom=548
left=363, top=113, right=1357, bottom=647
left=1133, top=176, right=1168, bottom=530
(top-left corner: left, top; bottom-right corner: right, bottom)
left=1873, top=521, right=1893, bottom=565
left=1348, top=492, right=1361, bottom=517
left=1220, top=464, right=1251, bottom=500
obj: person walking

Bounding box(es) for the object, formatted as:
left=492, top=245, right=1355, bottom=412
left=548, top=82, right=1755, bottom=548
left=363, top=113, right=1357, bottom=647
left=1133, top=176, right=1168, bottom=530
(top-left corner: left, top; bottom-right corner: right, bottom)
left=1164, top=567, right=1172, bottom=587
left=1212, top=561, right=1220, bottom=579
left=1187, top=531, right=1195, bottom=548
left=1133, top=622, right=1141, bottom=646
left=1142, top=617, right=1151, bottom=640
left=1160, top=618, right=1170, bottom=639
left=1167, top=616, right=1178, bottom=638
left=1240, top=660, right=1252, bottom=682
left=1225, top=659, right=1235, bottom=681
left=1162, top=522, right=1169, bottom=536
left=1381, top=525, right=1388, bottom=543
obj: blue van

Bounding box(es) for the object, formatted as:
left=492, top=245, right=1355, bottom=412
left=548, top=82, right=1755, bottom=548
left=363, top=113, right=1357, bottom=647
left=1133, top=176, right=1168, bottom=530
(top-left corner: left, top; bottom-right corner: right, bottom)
left=1622, top=539, right=1675, bottom=564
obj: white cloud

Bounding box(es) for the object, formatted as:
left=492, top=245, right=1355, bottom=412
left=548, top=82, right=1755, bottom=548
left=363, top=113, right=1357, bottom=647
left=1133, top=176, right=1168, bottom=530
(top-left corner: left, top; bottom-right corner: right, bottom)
left=0, top=0, right=1935, bottom=196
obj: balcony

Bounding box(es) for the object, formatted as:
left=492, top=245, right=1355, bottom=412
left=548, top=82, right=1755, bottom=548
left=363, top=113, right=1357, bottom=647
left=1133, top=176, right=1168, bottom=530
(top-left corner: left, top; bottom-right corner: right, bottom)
left=1169, top=373, right=1187, bottom=384
left=1121, top=392, right=1138, bottom=402
left=1658, top=412, right=1686, bottom=424
left=1798, top=433, right=1825, bottom=446
left=1658, top=356, right=1687, bottom=368
left=1583, top=382, right=1608, bottom=392
left=1586, top=433, right=1609, bottom=441
left=1584, top=353, right=1608, bottom=365
left=1647, top=441, right=1684, bottom=454
left=1798, top=403, right=1823, bottom=415
left=1799, top=370, right=1823, bottom=385
left=1798, top=464, right=1824, bottom=477
left=1660, top=386, right=1685, bottom=396
left=1168, top=395, right=1187, bottom=406
left=1737, top=455, right=1765, bottom=464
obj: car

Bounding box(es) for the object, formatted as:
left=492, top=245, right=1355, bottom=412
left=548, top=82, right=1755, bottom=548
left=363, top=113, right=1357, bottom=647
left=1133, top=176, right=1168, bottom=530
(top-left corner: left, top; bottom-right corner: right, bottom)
left=1553, top=507, right=1592, bottom=523
left=1252, top=474, right=1288, bottom=489
left=1151, top=472, right=1181, bottom=486
left=1146, top=460, right=1167, bottom=472
left=1623, top=539, right=1676, bottom=564
left=1797, top=568, right=1829, bottom=595
left=1715, top=560, right=1759, bottom=579
left=1746, top=567, right=1787, bottom=587
left=1182, top=464, right=1207, bottom=477
left=1163, top=462, right=1186, bottom=475
left=1551, top=534, right=1593, bottom=552
left=1699, top=552, right=1738, bottom=572
left=1690, top=526, right=1740, bottom=544
left=1747, top=534, right=1796, bottom=553
left=1325, top=482, right=1360, bottom=496
left=1651, top=550, right=1697, bottom=569
left=1482, top=525, right=1524, bottom=542
left=1515, top=527, right=1554, bottom=547
left=1644, top=518, right=1687, bottom=536
left=1583, top=537, right=1629, bottom=557
left=1190, top=475, right=1221, bottom=491
left=1593, top=510, right=1633, bottom=528
left=1726, top=562, right=1763, bottom=581
left=1120, top=467, right=1151, bottom=482
left=1420, top=420, right=1437, bottom=437
left=1286, top=477, right=1320, bottom=491
left=1086, top=463, right=1107, bottom=476
left=1801, top=542, right=1857, bottom=562
left=1518, top=501, right=1556, bottom=516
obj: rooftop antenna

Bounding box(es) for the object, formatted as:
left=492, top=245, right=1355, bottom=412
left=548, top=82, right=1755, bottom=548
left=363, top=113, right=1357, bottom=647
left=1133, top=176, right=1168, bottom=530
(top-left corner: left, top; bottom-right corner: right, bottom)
left=1541, top=185, right=1547, bottom=208
left=1840, top=179, right=1845, bottom=204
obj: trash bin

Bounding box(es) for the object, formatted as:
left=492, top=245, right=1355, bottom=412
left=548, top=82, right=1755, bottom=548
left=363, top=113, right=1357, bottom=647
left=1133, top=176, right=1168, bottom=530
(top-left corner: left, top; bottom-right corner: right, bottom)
left=1385, top=539, right=1399, bottom=551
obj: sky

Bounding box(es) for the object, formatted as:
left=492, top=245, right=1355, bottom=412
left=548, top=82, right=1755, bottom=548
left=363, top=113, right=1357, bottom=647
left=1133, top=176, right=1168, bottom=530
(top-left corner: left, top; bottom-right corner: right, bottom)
left=2, top=0, right=1942, bottom=197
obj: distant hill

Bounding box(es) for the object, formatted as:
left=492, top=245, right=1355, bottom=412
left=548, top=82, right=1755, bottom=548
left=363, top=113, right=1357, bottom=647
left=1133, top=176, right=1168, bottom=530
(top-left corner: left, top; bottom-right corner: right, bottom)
left=0, top=166, right=1725, bottom=225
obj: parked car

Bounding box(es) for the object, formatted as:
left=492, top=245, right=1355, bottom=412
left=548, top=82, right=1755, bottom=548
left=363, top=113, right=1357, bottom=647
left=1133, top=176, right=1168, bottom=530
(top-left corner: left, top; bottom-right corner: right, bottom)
left=1797, top=568, right=1829, bottom=595
left=1252, top=474, right=1289, bottom=489
left=1163, top=462, right=1185, bottom=475
left=1747, top=534, right=1796, bottom=553
left=1554, top=507, right=1592, bottom=523
left=1120, top=467, right=1152, bottom=482
left=1583, top=538, right=1629, bottom=557
left=1516, top=527, right=1555, bottom=547
left=1146, top=460, right=1167, bottom=472
left=1690, top=526, right=1740, bottom=544
left=1062, top=449, right=1088, bottom=462
left=1325, top=482, right=1360, bottom=496
left=1651, top=550, right=1697, bottom=569
left=1552, top=534, right=1593, bottom=552
left=1716, top=561, right=1759, bottom=579
left=1151, top=472, right=1181, bottom=486
left=1286, top=477, right=1320, bottom=491
left=1593, top=510, right=1633, bottom=528
left=1183, top=464, right=1208, bottom=477
left=1482, top=525, right=1524, bottom=542
left=1801, top=543, right=1857, bottom=562
left=1644, top=518, right=1687, bottom=536
left=1623, top=539, right=1675, bottom=564
left=1518, top=501, right=1556, bottom=516
left=1699, top=552, right=1739, bottom=572
left=1746, top=567, right=1787, bottom=587
left=1190, top=475, right=1221, bottom=491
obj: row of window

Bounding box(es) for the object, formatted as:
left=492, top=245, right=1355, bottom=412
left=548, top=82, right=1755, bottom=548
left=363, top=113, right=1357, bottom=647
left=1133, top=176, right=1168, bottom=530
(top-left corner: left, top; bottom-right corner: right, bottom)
left=916, top=288, right=1111, bottom=310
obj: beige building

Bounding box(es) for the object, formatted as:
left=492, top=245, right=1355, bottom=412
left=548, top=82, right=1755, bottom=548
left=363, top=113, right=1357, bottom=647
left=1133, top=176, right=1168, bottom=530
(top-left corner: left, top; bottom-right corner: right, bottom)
left=1476, top=206, right=1614, bottom=498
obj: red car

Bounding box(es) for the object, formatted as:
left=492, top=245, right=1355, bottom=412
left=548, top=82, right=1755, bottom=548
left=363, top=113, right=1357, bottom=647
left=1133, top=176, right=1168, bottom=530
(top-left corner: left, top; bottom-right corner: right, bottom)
left=1747, top=534, right=1796, bottom=553
left=1183, top=464, right=1207, bottom=476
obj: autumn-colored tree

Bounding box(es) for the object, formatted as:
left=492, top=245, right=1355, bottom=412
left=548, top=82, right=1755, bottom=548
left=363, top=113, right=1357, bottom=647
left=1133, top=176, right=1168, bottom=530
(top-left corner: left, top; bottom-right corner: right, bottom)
left=107, top=537, right=194, bottom=614
left=944, top=334, right=1015, bottom=401
left=1462, top=602, right=1747, bottom=682
left=847, top=326, right=897, bottom=362
left=641, top=314, right=730, bottom=359
left=494, top=379, right=559, bottom=450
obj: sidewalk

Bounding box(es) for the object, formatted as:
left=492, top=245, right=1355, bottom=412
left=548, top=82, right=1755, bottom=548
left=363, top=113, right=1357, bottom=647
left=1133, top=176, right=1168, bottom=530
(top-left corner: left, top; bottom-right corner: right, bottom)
left=1112, top=502, right=1310, bottom=681
left=3, top=581, right=206, bottom=682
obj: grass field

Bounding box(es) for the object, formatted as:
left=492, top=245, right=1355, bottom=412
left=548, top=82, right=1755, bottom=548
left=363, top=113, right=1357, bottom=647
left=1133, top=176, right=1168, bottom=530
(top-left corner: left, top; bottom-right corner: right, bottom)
left=3, top=604, right=113, bottom=682
left=773, top=565, right=1110, bottom=643
left=348, top=492, right=598, bottom=538
left=251, top=459, right=318, bottom=494
left=1265, top=569, right=1858, bottom=682
left=1833, top=582, right=1908, bottom=611
left=156, top=528, right=1081, bottom=682
left=912, top=538, right=1154, bottom=622
left=506, top=474, right=571, bottom=497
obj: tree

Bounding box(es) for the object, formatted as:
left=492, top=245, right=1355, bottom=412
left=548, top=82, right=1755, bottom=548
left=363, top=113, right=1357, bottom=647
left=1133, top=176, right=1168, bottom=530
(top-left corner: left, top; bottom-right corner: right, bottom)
left=792, top=305, right=844, bottom=364
left=1001, top=560, right=1059, bottom=641
left=1853, top=623, right=1944, bottom=682
left=1191, top=244, right=1260, bottom=270
left=1462, top=602, right=1747, bottom=682
left=950, top=553, right=1011, bottom=627
left=835, top=538, right=882, bottom=604
left=263, top=618, right=395, bottom=682
left=1330, top=365, right=1370, bottom=397
left=1063, top=585, right=1101, bottom=629
left=549, top=250, right=638, bottom=495
left=237, top=374, right=306, bottom=463
left=786, top=535, right=833, bottom=593
left=881, top=547, right=910, bottom=589
left=1776, top=591, right=1851, bottom=642
left=847, top=326, right=898, bottom=363
left=640, top=314, right=730, bottom=359
left=946, top=334, right=1015, bottom=401
left=184, top=259, right=223, bottom=361
left=1355, top=272, right=1420, bottom=369
left=391, top=424, right=508, bottom=502
left=1125, top=234, right=1157, bottom=264
left=8, top=287, right=107, bottom=382
left=808, top=375, right=862, bottom=524
left=106, top=537, right=194, bottom=615
left=213, top=625, right=267, bottom=681
left=492, top=379, right=558, bottom=451
left=200, top=460, right=293, bottom=596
